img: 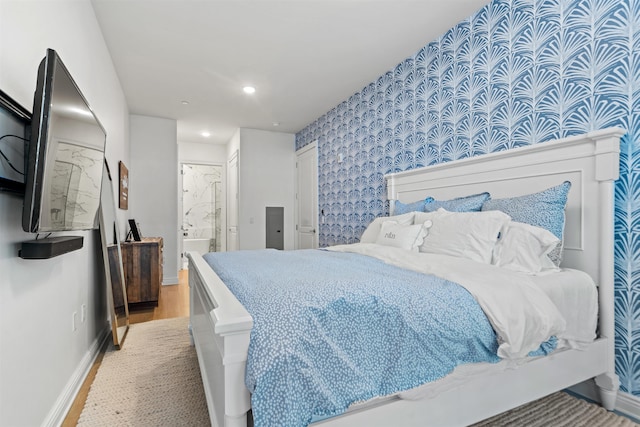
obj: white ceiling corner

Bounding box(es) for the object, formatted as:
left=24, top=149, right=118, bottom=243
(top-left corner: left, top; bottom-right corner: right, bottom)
left=91, top=0, right=490, bottom=145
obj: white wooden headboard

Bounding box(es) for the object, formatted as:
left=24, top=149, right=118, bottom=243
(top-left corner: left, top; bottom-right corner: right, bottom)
left=384, top=128, right=625, bottom=407
left=385, top=127, right=624, bottom=288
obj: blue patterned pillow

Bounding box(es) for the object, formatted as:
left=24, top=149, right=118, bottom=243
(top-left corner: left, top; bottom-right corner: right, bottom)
left=481, top=181, right=571, bottom=266
left=394, top=197, right=435, bottom=214
left=424, top=192, right=490, bottom=212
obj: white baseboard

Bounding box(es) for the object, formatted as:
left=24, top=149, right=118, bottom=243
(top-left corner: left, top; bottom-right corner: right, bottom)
left=568, top=380, right=640, bottom=422
left=163, top=276, right=179, bottom=285
left=616, top=391, right=640, bottom=422
left=42, top=323, right=111, bottom=427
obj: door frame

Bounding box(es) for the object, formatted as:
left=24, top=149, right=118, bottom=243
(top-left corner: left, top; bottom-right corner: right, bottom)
left=295, top=141, right=318, bottom=249
left=178, top=161, right=226, bottom=268
left=226, top=150, right=240, bottom=251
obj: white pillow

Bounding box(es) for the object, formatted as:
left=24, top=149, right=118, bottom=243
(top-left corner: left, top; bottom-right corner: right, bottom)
left=493, top=221, right=560, bottom=274
left=414, top=209, right=510, bottom=263
left=375, top=220, right=431, bottom=252
left=360, top=212, right=415, bottom=243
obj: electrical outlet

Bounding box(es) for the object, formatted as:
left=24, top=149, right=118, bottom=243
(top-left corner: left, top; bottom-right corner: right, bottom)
left=72, top=312, right=78, bottom=332
left=81, top=304, right=87, bottom=323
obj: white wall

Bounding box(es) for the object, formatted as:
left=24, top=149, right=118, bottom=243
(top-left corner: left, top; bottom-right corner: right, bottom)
left=0, top=1, right=130, bottom=426
left=130, top=115, right=179, bottom=284
left=236, top=129, right=296, bottom=250
left=227, top=128, right=241, bottom=159
left=179, top=140, right=227, bottom=163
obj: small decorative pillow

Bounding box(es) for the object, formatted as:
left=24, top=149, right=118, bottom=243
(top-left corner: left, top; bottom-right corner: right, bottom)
left=375, top=220, right=431, bottom=252
left=360, top=212, right=415, bottom=243
left=414, top=209, right=511, bottom=264
left=493, top=221, right=560, bottom=274
left=481, top=181, right=571, bottom=266
left=424, top=192, right=490, bottom=212
left=394, top=197, right=435, bottom=214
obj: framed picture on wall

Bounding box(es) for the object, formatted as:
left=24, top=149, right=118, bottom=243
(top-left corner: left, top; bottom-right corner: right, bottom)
left=119, top=161, right=128, bottom=209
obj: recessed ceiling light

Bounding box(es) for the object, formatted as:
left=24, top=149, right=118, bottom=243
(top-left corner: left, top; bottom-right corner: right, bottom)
left=201, top=131, right=211, bottom=137
left=181, top=100, right=189, bottom=105
left=243, top=86, right=256, bottom=94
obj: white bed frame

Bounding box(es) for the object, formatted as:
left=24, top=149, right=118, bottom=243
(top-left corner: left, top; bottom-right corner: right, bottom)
left=187, top=127, right=625, bottom=427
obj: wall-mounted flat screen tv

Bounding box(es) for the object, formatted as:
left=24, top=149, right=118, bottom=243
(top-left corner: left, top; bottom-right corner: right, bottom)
left=23, top=49, right=106, bottom=233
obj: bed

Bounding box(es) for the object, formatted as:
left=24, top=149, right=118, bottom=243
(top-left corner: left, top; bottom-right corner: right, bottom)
left=187, top=127, right=625, bottom=427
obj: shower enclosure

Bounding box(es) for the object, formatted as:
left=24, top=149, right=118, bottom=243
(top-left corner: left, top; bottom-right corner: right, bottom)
left=181, top=163, right=222, bottom=269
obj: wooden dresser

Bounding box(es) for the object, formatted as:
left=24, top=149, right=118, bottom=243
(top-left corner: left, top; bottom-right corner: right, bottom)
left=120, top=237, right=163, bottom=306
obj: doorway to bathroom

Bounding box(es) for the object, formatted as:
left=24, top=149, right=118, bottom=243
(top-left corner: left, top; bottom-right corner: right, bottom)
left=181, top=163, right=223, bottom=269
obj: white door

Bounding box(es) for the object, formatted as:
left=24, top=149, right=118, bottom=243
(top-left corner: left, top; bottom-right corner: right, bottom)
left=227, top=151, right=239, bottom=251
left=296, top=142, right=318, bottom=249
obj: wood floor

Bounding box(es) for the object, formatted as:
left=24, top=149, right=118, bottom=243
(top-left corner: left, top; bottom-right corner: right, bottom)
left=62, top=269, right=190, bottom=426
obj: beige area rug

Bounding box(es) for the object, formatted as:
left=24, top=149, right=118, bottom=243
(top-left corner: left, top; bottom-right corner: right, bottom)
left=78, top=317, right=209, bottom=427
left=473, top=391, right=637, bottom=427
left=78, top=317, right=637, bottom=426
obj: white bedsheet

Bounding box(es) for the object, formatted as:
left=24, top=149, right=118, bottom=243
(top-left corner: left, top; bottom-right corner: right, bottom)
left=328, top=243, right=568, bottom=359
left=398, top=268, right=598, bottom=401
left=325, top=247, right=598, bottom=408
left=530, top=268, right=598, bottom=345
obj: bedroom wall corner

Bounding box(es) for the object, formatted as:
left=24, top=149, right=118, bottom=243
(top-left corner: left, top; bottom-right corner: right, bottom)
left=237, top=128, right=296, bottom=250
left=129, top=114, right=179, bottom=284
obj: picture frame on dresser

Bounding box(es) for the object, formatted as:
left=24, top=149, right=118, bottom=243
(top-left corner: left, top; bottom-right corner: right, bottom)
left=128, top=219, right=142, bottom=241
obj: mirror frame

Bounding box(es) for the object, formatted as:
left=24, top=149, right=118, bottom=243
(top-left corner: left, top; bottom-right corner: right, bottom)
left=99, top=159, right=129, bottom=348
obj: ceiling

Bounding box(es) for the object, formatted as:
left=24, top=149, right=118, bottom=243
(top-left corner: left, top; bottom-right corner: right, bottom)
left=91, top=0, right=490, bottom=145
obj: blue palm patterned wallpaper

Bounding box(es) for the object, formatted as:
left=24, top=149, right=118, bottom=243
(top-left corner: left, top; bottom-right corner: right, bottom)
left=296, top=0, right=640, bottom=395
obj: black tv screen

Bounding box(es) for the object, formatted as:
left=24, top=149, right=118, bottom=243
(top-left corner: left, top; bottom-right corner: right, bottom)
left=23, top=49, right=106, bottom=233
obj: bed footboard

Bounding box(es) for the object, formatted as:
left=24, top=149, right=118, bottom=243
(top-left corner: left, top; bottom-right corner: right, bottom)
left=187, top=251, right=253, bottom=427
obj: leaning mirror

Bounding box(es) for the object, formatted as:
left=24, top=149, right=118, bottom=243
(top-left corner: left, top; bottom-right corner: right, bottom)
left=99, top=159, right=129, bottom=348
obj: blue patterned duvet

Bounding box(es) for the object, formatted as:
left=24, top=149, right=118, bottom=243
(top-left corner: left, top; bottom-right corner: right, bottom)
left=204, top=249, right=501, bottom=427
